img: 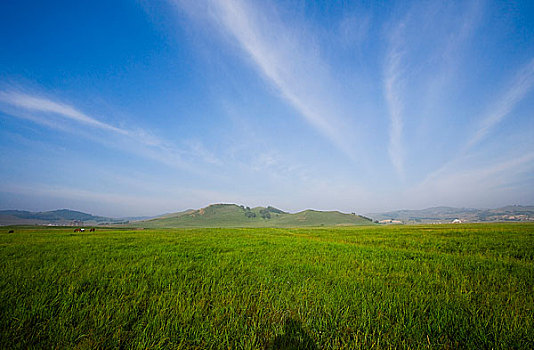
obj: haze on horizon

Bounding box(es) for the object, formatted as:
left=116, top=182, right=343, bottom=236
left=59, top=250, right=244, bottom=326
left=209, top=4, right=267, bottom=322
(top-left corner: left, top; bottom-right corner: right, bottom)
left=1, top=0, right=533, bottom=217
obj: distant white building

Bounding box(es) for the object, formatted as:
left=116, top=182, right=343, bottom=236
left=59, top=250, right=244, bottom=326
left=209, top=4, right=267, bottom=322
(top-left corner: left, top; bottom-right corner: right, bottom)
left=452, top=219, right=462, bottom=223
left=379, top=219, right=403, bottom=224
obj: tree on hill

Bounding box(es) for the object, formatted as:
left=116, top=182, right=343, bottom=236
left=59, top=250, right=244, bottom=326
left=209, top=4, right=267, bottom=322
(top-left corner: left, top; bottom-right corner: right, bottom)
left=259, top=209, right=271, bottom=219
left=266, top=206, right=286, bottom=214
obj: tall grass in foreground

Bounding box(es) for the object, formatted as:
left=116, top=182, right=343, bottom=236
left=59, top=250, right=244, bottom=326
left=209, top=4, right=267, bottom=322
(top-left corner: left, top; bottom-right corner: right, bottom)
left=0, top=224, right=533, bottom=349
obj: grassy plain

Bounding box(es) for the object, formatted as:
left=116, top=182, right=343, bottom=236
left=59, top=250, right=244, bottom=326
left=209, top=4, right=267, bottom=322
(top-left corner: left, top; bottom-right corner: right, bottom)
left=0, top=223, right=533, bottom=349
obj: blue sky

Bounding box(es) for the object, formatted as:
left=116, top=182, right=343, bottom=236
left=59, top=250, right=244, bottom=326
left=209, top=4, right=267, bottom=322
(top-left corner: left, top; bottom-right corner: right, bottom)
left=1, top=0, right=533, bottom=217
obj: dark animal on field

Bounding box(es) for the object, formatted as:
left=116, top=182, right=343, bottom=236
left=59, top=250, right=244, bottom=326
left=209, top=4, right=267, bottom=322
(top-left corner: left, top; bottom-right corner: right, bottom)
left=89, top=228, right=95, bottom=232
left=74, top=228, right=81, bottom=232
left=8, top=230, right=14, bottom=233
left=80, top=228, right=85, bottom=232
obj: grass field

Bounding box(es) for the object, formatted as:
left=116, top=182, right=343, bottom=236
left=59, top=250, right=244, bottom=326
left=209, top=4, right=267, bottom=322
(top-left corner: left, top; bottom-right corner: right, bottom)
left=0, top=224, right=533, bottom=349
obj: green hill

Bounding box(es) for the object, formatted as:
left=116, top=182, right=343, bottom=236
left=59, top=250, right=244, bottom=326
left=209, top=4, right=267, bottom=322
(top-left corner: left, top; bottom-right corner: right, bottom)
left=0, top=209, right=121, bottom=226
left=133, top=204, right=373, bottom=228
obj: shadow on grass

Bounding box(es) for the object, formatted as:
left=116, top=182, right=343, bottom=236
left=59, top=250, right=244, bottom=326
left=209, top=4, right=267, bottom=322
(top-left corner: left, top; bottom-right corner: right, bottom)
left=267, top=318, right=317, bottom=350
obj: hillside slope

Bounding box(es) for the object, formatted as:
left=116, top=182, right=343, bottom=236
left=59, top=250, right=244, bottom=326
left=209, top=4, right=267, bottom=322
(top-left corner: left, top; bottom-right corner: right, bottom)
left=367, top=205, right=534, bottom=223
left=0, top=209, right=122, bottom=226
left=134, top=204, right=373, bottom=228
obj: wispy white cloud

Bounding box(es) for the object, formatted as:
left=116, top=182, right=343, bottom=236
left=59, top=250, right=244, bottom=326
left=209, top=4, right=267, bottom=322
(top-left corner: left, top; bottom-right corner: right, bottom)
left=420, top=57, right=534, bottom=184
left=0, top=91, right=129, bottom=135
left=175, top=0, right=359, bottom=160
left=383, top=20, right=407, bottom=178
left=0, top=89, right=219, bottom=172
left=337, top=13, right=371, bottom=49
left=466, top=58, right=534, bottom=150
left=418, top=1, right=483, bottom=120
left=184, top=139, right=222, bottom=165
left=408, top=152, right=534, bottom=209
left=383, top=1, right=486, bottom=180
left=439, top=0, right=483, bottom=69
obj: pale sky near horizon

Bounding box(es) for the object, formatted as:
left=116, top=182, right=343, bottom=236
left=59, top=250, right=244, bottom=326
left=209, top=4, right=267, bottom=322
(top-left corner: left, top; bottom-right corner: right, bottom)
left=1, top=0, right=533, bottom=217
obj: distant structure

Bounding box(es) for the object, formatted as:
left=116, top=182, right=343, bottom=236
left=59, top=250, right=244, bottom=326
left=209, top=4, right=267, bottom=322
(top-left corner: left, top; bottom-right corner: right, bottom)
left=452, top=219, right=462, bottom=223
left=379, top=219, right=403, bottom=224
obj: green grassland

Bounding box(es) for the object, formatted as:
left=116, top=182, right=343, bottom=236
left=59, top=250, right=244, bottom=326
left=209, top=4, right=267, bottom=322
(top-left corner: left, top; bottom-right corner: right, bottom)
left=0, top=223, right=533, bottom=349
left=135, top=203, right=373, bottom=228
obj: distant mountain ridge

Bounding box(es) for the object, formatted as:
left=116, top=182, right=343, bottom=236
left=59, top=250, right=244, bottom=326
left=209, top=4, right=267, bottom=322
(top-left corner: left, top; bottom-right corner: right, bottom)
left=132, top=203, right=373, bottom=228
left=0, top=209, right=124, bottom=226
left=2, top=204, right=532, bottom=227
left=367, top=205, right=534, bottom=223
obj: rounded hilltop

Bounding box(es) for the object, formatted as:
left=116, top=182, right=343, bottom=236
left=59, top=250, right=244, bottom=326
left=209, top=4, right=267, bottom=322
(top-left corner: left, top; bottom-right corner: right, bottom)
left=132, top=203, right=373, bottom=228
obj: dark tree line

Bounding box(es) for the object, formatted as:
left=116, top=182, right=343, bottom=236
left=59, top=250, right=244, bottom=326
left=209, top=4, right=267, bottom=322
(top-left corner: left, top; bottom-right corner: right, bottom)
left=242, top=205, right=286, bottom=219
